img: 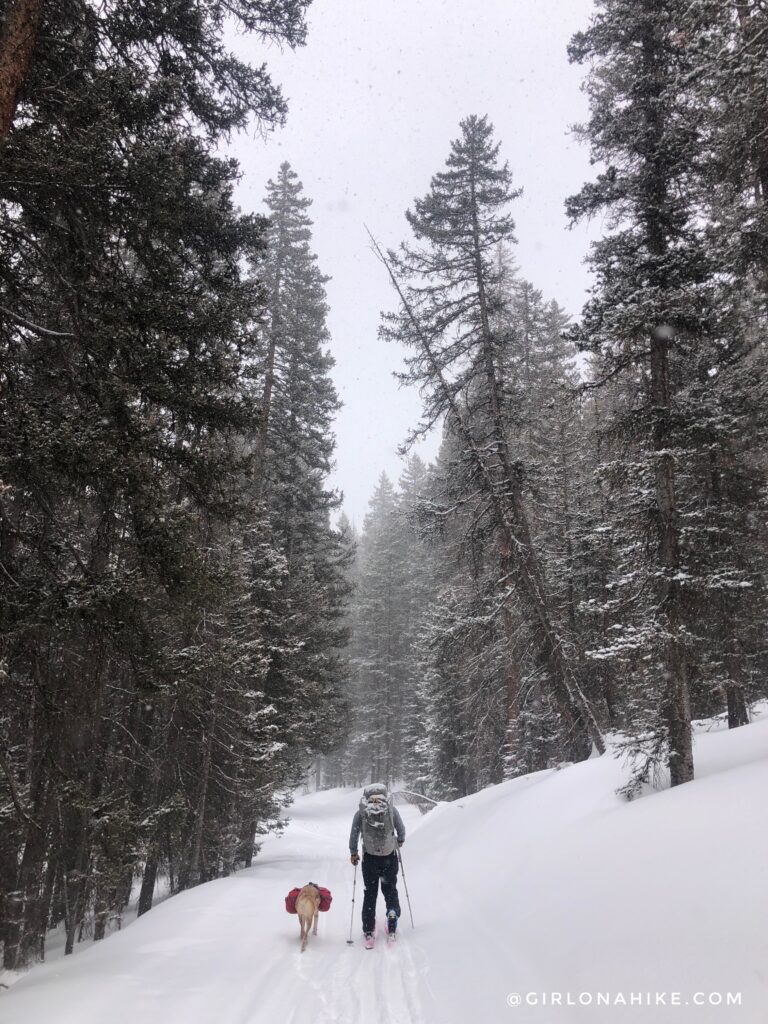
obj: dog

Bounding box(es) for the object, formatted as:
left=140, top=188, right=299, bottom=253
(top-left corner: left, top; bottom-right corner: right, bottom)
left=295, top=882, right=322, bottom=952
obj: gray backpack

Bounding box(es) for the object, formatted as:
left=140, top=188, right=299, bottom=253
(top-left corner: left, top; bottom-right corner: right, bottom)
left=359, top=783, right=396, bottom=856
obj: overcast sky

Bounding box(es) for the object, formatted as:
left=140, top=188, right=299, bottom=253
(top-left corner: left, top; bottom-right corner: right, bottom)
left=228, top=0, right=598, bottom=527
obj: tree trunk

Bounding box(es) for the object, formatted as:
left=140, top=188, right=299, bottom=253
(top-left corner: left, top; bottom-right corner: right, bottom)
left=93, top=889, right=109, bottom=941
left=501, top=589, right=522, bottom=774
left=63, top=828, right=91, bottom=955
left=649, top=327, right=693, bottom=786
left=0, top=0, right=43, bottom=143
left=641, top=8, right=694, bottom=785
left=724, top=634, right=749, bottom=729
left=36, top=848, right=57, bottom=960
left=725, top=681, right=749, bottom=729
left=255, top=251, right=283, bottom=495
left=180, top=688, right=217, bottom=890
left=240, top=818, right=257, bottom=868
left=734, top=3, right=768, bottom=207
left=2, top=773, right=49, bottom=970
left=137, top=848, right=159, bottom=917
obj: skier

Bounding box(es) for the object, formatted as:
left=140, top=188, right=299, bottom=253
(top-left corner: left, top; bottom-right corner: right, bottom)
left=349, top=783, right=406, bottom=947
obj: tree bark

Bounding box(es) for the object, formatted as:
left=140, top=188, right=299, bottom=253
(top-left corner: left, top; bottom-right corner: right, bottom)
left=0, top=0, right=43, bottom=143
left=239, top=817, right=257, bottom=868
left=179, top=664, right=219, bottom=891
left=724, top=632, right=749, bottom=729
left=3, top=779, right=49, bottom=969
left=137, top=848, right=159, bottom=917
left=725, top=680, right=749, bottom=729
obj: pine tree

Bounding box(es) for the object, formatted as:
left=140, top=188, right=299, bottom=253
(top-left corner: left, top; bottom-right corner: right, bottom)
left=377, top=115, right=605, bottom=764
left=258, top=161, right=351, bottom=775
left=346, top=474, right=412, bottom=784
left=567, top=0, right=704, bottom=787
left=396, top=455, right=438, bottom=790
left=568, top=0, right=768, bottom=789
left=0, top=0, right=331, bottom=967
left=675, top=1, right=768, bottom=724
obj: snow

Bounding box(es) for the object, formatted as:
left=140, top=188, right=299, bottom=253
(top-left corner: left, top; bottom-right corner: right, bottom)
left=3, top=712, right=768, bottom=1023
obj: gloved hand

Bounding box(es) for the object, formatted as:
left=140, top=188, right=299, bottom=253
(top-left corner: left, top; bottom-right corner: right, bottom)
left=397, top=840, right=404, bottom=848
left=350, top=852, right=359, bottom=866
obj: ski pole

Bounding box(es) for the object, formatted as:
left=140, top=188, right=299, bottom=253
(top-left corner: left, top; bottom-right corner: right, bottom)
left=397, top=844, right=414, bottom=928
left=346, top=860, right=357, bottom=944
left=388, top=797, right=414, bottom=928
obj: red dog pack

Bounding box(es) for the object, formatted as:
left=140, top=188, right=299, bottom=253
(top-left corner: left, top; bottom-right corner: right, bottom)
left=285, top=885, right=332, bottom=913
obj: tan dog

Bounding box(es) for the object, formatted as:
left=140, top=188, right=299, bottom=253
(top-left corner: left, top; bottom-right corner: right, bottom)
left=295, top=883, right=321, bottom=952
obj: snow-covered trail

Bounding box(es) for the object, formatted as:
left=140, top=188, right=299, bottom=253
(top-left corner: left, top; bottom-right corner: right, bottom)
left=1, top=790, right=432, bottom=1024
left=4, top=712, right=768, bottom=1023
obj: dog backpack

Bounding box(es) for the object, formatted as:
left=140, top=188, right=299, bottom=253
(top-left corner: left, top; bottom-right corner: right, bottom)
left=359, top=783, right=397, bottom=856
left=285, top=887, right=301, bottom=914
left=285, top=885, right=333, bottom=913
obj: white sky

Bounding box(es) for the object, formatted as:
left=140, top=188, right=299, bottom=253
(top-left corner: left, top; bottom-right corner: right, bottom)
left=227, top=0, right=598, bottom=526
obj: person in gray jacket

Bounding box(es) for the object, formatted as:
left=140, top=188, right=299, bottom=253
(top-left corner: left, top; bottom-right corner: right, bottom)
left=349, top=783, right=406, bottom=938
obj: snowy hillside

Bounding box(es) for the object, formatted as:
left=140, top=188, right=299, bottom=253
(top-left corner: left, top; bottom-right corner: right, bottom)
left=3, top=712, right=767, bottom=1024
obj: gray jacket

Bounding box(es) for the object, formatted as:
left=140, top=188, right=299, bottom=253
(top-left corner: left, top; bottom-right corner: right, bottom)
left=349, top=804, right=406, bottom=857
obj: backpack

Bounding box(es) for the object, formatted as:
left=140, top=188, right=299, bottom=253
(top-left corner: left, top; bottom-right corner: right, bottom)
left=359, top=783, right=397, bottom=856
left=285, top=884, right=332, bottom=914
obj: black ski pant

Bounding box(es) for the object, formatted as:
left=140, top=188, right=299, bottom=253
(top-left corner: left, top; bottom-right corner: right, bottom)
left=361, top=851, right=400, bottom=934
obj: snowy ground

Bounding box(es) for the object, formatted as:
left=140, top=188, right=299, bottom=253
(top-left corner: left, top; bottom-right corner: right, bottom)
left=3, top=711, right=767, bottom=1023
